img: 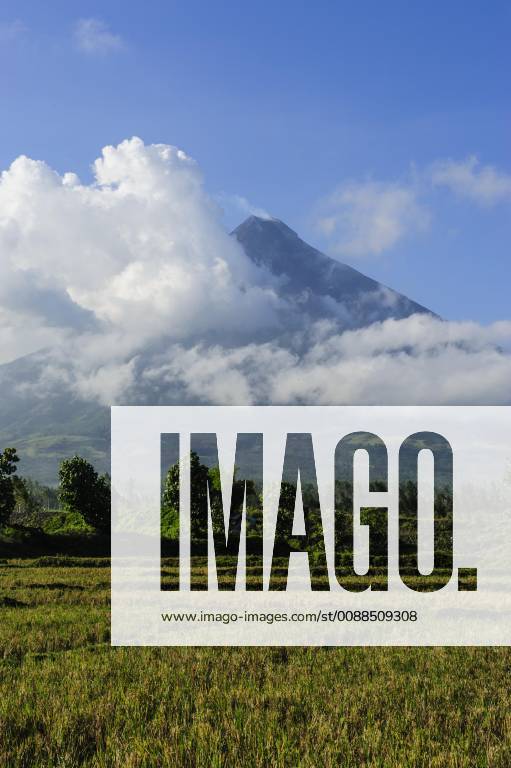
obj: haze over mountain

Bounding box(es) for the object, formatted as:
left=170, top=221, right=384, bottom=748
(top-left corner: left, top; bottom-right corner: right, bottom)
left=0, top=216, right=435, bottom=484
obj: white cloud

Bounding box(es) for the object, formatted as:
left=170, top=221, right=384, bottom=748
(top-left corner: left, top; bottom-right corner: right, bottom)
left=0, top=20, right=28, bottom=43
left=315, top=180, right=429, bottom=258
left=29, top=313, right=511, bottom=408
left=2, top=138, right=511, bottom=408
left=0, top=137, right=284, bottom=385
left=431, top=156, right=511, bottom=206
left=0, top=307, right=70, bottom=366
left=74, top=18, right=124, bottom=55
left=140, top=315, right=511, bottom=407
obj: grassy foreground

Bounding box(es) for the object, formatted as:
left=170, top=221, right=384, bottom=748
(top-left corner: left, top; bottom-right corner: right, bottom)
left=0, top=559, right=510, bottom=767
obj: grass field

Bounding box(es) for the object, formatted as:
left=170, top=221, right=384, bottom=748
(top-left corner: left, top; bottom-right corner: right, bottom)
left=1, top=557, right=510, bottom=767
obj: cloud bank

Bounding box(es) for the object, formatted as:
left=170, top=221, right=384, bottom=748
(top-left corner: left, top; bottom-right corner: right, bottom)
left=164, top=315, right=511, bottom=406
left=1, top=137, right=511, bottom=407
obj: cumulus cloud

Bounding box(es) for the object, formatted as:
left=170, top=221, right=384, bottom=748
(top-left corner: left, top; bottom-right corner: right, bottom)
left=1, top=137, right=511, bottom=408
left=74, top=18, right=124, bottom=55
left=431, top=156, right=511, bottom=206
left=315, top=180, right=429, bottom=258
left=0, top=137, right=284, bottom=383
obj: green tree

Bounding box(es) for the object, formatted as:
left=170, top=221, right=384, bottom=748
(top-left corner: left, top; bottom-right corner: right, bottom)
left=12, top=476, right=43, bottom=520
left=161, top=452, right=211, bottom=540
left=161, top=453, right=258, bottom=541
left=161, top=459, right=181, bottom=539
left=58, top=456, right=110, bottom=532
left=10, top=478, right=60, bottom=528
left=0, top=447, right=20, bottom=526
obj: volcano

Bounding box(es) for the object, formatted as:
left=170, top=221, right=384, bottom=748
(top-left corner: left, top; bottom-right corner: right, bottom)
left=0, top=216, right=434, bottom=483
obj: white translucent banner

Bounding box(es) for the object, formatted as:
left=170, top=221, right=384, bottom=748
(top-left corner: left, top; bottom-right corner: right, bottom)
left=111, top=406, right=511, bottom=646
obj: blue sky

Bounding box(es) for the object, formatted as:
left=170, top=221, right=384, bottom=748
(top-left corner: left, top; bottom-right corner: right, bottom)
left=1, top=0, right=510, bottom=322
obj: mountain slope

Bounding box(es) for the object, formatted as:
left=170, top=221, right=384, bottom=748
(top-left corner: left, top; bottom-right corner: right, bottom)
left=0, top=353, right=110, bottom=484
left=233, top=216, right=434, bottom=327
left=0, top=216, right=435, bottom=484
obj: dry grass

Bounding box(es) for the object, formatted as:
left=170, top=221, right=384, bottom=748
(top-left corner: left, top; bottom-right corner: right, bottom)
left=0, top=560, right=509, bottom=767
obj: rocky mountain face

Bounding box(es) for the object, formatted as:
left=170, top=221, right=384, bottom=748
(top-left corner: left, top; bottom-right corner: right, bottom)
left=233, top=216, right=433, bottom=327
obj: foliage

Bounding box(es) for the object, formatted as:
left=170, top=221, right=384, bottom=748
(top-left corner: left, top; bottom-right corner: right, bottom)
left=10, top=476, right=61, bottom=527
left=161, top=457, right=182, bottom=539
left=42, top=510, right=95, bottom=535
left=161, top=452, right=258, bottom=541
left=0, top=447, right=19, bottom=526
left=58, top=456, right=110, bottom=532
left=162, top=463, right=456, bottom=563
left=12, top=476, right=43, bottom=519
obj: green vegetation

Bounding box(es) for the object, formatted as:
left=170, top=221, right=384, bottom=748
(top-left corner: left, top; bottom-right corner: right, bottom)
left=161, top=451, right=260, bottom=542
left=0, top=448, right=507, bottom=765
left=0, top=447, right=19, bottom=525
left=161, top=453, right=454, bottom=593
left=58, top=456, right=110, bottom=533
left=0, top=558, right=509, bottom=767
left=0, top=449, right=109, bottom=541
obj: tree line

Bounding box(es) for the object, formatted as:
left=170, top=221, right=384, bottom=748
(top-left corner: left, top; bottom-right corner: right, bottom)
left=161, top=452, right=454, bottom=565
left=0, top=448, right=110, bottom=533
